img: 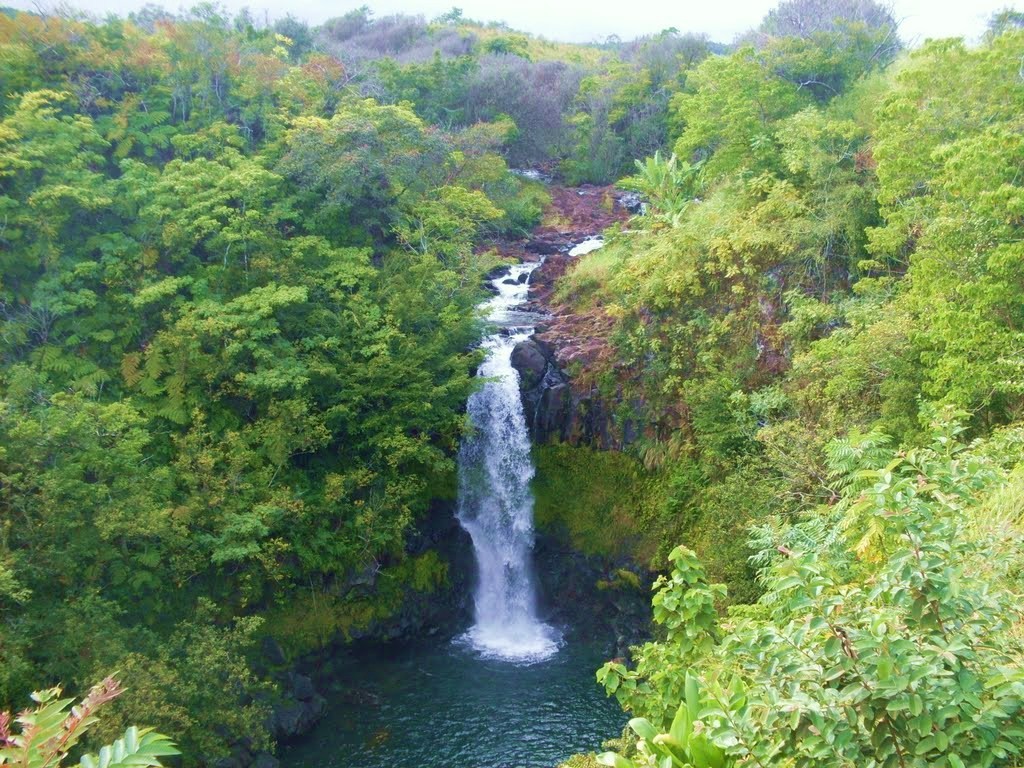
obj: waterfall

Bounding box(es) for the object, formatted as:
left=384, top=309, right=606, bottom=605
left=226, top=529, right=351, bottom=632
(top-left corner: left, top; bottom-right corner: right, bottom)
left=455, top=262, right=560, bottom=663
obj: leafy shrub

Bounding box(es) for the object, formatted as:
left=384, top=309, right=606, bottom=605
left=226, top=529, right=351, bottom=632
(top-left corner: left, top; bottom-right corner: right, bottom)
left=599, top=421, right=1024, bottom=767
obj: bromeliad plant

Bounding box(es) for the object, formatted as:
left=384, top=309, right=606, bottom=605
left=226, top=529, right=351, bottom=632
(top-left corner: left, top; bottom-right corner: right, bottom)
left=0, top=678, right=179, bottom=768
left=598, top=674, right=733, bottom=768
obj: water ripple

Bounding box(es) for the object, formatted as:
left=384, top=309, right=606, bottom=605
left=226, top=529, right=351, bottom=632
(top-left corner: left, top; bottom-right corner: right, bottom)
left=283, top=639, right=625, bottom=768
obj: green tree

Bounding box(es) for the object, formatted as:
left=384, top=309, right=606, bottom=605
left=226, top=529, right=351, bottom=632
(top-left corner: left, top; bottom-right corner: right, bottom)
left=671, top=49, right=807, bottom=179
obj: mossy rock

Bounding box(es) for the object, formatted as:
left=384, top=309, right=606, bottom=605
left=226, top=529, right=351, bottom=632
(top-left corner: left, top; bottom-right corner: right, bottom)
left=261, top=551, right=450, bottom=659
left=532, top=443, right=663, bottom=563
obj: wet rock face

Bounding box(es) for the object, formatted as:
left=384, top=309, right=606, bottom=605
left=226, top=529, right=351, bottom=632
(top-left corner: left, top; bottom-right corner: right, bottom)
left=377, top=502, right=474, bottom=642
left=512, top=337, right=568, bottom=443
left=258, top=670, right=330, bottom=754
left=511, top=334, right=624, bottom=449
left=251, top=504, right=475, bottom=760
left=533, top=534, right=652, bottom=660
left=270, top=693, right=328, bottom=743
left=510, top=337, right=549, bottom=391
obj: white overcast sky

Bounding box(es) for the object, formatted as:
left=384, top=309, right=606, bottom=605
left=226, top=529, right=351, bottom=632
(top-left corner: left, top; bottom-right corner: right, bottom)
left=8, top=0, right=1018, bottom=45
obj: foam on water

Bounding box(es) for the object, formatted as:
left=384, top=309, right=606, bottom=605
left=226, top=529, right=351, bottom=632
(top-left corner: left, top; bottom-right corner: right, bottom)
left=569, top=236, right=604, bottom=257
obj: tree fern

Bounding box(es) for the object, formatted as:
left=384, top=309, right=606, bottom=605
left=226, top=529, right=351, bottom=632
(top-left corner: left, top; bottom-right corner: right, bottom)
left=120, top=353, right=143, bottom=388
left=823, top=428, right=892, bottom=493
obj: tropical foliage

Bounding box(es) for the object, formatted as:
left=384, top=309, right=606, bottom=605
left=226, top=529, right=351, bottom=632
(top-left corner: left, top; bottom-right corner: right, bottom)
left=3, top=1, right=1024, bottom=766
left=557, top=3, right=1024, bottom=603
left=0, top=678, right=178, bottom=768
left=0, top=4, right=547, bottom=761
left=548, top=5, right=1024, bottom=765
left=597, top=421, right=1024, bottom=767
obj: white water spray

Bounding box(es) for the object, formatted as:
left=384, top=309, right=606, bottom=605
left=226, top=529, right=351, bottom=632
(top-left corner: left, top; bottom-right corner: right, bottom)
left=455, top=262, right=560, bottom=663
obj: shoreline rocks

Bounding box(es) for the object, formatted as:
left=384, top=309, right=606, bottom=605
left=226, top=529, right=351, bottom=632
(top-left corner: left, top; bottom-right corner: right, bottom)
left=534, top=534, right=652, bottom=660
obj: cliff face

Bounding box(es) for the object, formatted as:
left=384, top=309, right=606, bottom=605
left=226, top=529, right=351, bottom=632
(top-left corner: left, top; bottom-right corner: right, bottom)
left=502, top=184, right=636, bottom=449
left=507, top=186, right=790, bottom=451
left=511, top=334, right=626, bottom=448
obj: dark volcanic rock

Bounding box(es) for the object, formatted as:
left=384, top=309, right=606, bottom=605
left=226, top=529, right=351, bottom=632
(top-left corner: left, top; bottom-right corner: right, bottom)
left=511, top=338, right=548, bottom=390
left=345, top=501, right=474, bottom=644
left=290, top=673, right=316, bottom=702
left=509, top=330, right=631, bottom=450
left=270, top=695, right=327, bottom=742
left=534, top=534, right=652, bottom=659
left=486, top=265, right=512, bottom=280
left=510, top=336, right=571, bottom=443
left=536, top=382, right=571, bottom=440
left=525, top=237, right=562, bottom=255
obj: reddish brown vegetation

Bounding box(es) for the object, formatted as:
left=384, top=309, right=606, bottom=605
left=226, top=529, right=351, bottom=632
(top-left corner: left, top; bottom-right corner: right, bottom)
left=528, top=186, right=627, bottom=378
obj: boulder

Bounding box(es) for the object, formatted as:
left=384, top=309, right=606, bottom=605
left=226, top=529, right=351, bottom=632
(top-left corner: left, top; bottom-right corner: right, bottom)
left=270, top=695, right=327, bottom=742
left=524, top=238, right=561, bottom=255
left=510, top=339, right=548, bottom=391
left=618, top=191, right=644, bottom=214
left=290, top=673, right=316, bottom=702
left=485, top=265, right=511, bottom=280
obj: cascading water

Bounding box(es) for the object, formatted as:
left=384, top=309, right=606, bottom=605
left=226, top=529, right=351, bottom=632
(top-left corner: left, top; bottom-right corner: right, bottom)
left=455, top=261, right=560, bottom=663
left=283, top=234, right=625, bottom=768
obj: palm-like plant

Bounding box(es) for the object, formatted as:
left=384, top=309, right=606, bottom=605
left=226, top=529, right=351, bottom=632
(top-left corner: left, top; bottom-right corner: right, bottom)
left=619, top=152, right=703, bottom=227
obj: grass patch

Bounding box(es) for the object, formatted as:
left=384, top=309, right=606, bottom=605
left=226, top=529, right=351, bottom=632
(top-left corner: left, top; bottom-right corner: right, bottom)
left=555, top=239, right=628, bottom=306
left=532, top=443, right=663, bottom=563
